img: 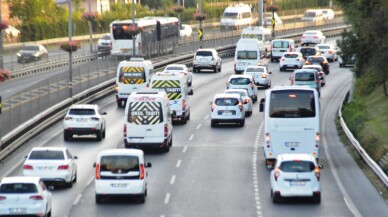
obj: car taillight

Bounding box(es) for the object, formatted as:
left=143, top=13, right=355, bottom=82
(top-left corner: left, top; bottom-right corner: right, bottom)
left=315, top=132, right=320, bottom=148
left=323, top=61, right=328, bottom=64
left=91, top=117, right=99, bottom=121
left=274, top=167, right=281, bottom=181
left=315, top=166, right=321, bottom=181
left=319, top=72, right=323, bottom=77
left=146, top=84, right=149, bottom=89
left=140, top=164, right=145, bottom=180
left=238, top=102, right=243, bottom=112
left=0, top=196, right=6, bottom=201
left=314, top=36, right=318, bottom=38
left=58, top=165, right=69, bottom=170
left=123, top=124, right=127, bottom=138
left=23, top=165, right=33, bottom=170
left=306, top=61, right=310, bottom=64
left=281, top=58, right=285, bottom=61
left=244, top=99, right=250, bottom=103
left=262, top=73, right=267, bottom=78
left=328, top=50, right=333, bottom=54
left=265, top=132, right=271, bottom=148
left=64, top=116, right=73, bottom=120
left=211, top=103, right=215, bottom=112
left=164, top=124, right=168, bottom=137
left=95, top=163, right=100, bottom=180
left=29, top=195, right=44, bottom=200
left=115, top=84, right=118, bottom=93
left=182, top=99, right=186, bottom=110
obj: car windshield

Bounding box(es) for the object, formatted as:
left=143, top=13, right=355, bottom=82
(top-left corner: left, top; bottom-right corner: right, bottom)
left=229, top=77, right=251, bottom=85
left=284, top=54, right=298, bottom=58
left=223, top=12, right=238, bottom=18
left=280, top=160, right=315, bottom=172
left=22, top=46, right=39, bottom=51
left=28, top=150, right=65, bottom=160
left=0, top=183, right=38, bottom=194
left=215, top=98, right=239, bottom=106
left=69, top=108, right=96, bottom=115
left=295, top=72, right=315, bottom=81
left=102, top=35, right=110, bottom=40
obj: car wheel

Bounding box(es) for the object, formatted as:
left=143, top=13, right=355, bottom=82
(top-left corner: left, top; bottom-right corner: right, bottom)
left=213, top=66, right=217, bottom=73
left=73, top=171, right=77, bottom=183
left=211, top=120, right=217, bottom=128
left=117, top=100, right=123, bottom=108
left=96, top=130, right=102, bottom=141
left=102, top=127, right=106, bottom=138
left=66, top=180, right=73, bottom=188
left=239, top=119, right=245, bottom=127
left=181, top=117, right=187, bottom=124
left=163, top=146, right=170, bottom=153
left=279, top=67, right=283, bottom=72
left=46, top=208, right=52, bottom=217
left=187, top=112, right=190, bottom=120
left=138, top=193, right=146, bottom=203
left=313, top=194, right=321, bottom=204
left=96, top=194, right=103, bottom=204
left=339, top=64, right=343, bottom=68
left=271, top=190, right=281, bottom=204
left=64, top=131, right=71, bottom=141
left=218, top=64, right=222, bottom=72
left=271, top=58, right=274, bottom=62
left=328, top=58, right=333, bottom=62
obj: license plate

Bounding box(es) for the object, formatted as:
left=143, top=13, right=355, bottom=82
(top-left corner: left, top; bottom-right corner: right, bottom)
left=111, top=183, right=128, bottom=188
left=129, top=137, right=144, bottom=142
left=285, top=142, right=299, bottom=147
left=238, top=62, right=246, bottom=66
left=223, top=111, right=232, bottom=115
left=288, top=65, right=294, bottom=67
left=76, top=118, right=87, bottom=122
left=37, top=166, right=53, bottom=170
left=9, top=208, right=27, bottom=214
left=290, top=181, right=305, bottom=186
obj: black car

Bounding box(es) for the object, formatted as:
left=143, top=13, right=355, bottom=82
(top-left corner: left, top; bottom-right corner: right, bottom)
left=299, top=47, right=321, bottom=59
left=305, top=56, right=330, bottom=75
left=16, top=44, right=48, bottom=63
left=338, top=54, right=356, bottom=68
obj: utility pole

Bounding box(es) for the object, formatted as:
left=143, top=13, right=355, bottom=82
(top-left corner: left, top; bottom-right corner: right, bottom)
left=258, top=0, right=263, bottom=26
left=88, top=0, right=93, bottom=53
left=0, top=0, right=4, bottom=69
left=68, top=0, right=73, bottom=98
left=199, top=0, right=203, bottom=48
left=132, top=0, right=136, bottom=57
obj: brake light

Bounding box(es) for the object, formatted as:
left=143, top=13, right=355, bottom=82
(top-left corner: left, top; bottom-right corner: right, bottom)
left=211, top=103, right=215, bottom=112
left=58, top=165, right=69, bottom=170
left=262, top=73, right=267, bottom=78
left=182, top=99, right=186, bottom=110
left=91, top=117, right=99, bottom=121
left=316, top=79, right=319, bottom=84
left=164, top=124, right=168, bottom=137
left=123, top=124, right=127, bottom=138
left=244, top=99, right=250, bottom=103
left=64, top=116, right=73, bottom=120
left=306, top=61, right=310, bottom=64
left=115, top=84, right=118, bottom=93
left=315, top=166, right=321, bottom=181
left=281, top=58, right=285, bottom=61
left=274, top=167, right=281, bottom=181
left=23, top=165, right=33, bottom=170
left=140, top=164, right=145, bottom=180
left=328, top=50, right=333, bottom=54
left=0, top=196, right=6, bottom=201
left=238, top=102, right=243, bottom=112
left=323, top=61, right=328, bottom=64
left=95, top=163, right=100, bottom=180
left=265, top=132, right=271, bottom=148
left=29, top=195, right=44, bottom=200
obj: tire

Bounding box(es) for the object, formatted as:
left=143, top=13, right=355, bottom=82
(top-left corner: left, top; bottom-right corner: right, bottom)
left=211, top=120, right=217, bottom=128
left=187, top=112, right=190, bottom=120
left=213, top=66, right=217, bottom=73
left=181, top=117, right=187, bottom=124
left=339, top=64, right=343, bottom=68
left=73, top=171, right=77, bottom=183
left=245, top=111, right=252, bottom=117
left=117, top=100, right=123, bottom=108
left=218, top=64, right=222, bottom=72
left=102, top=127, right=106, bottom=138
left=96, top=130, right=102, bottom=141
left=271, top=58, right=274, bottom=62
left=138, top=193, right=146, bottom=203
left=239, top=119, right=245, bottom=127
left=66, top=180, right=73, bottom=188
left=313, top=194, right=321, bottom=204
left=64, top=131, right=70, bottom=141
left=279, top=68, right=283, bottom=72
left=46, top=208, right=52, bottom=217
left=96, top=194, right=102, bottom=204
left=163, top=146, right=170, bottom=152
left=271, top=190, right=281, bottom=204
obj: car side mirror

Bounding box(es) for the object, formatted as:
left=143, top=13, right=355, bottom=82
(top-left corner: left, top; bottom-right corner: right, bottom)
left=209, top=101, right=213, bottom=105
left=145, top=162, right=152, bottom=168
left=74, top=156, right=78, bottom=160
left=268, top=71, right=272, bottom=74
left=189, top=89, right=193, bottom=95
left=102, top=112, right=107, bottom=115
left=93, top=162, right=96, bottom=168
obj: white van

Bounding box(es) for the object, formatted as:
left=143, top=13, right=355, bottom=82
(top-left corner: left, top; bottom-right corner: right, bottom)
left=234, top=38, right=265, bottom=74
left=150, top=72, right=194, bottom=124
left=115, top=58, right=155, bottom=107
left=301, top=9, right=324, bottom=22
left=124, top=91, right=173, bottom=152
left=270, top=39, right=296, bottom=62
left=241, top=26, right=272, bottom=56
left=220, top=4, right=252, bottom=30
left=94, top=149, right=152, bottom=204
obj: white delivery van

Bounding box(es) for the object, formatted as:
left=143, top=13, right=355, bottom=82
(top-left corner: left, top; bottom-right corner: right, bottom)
left=270, top=39, right=296, bottom=62
left=124, top=91, right=173, bottom=152
left=221, top=4, right=252, bottom=30
left=94, top=149, right=152, bottom=204
left=301, top=9, right=324, bottom=22
left=234, top=38, right=265, bottom=74
left=115, top=58, right=155, bottom=107
left=241, top=26, right=272, bottom=57
left=150, top=72, right=194, bottom=124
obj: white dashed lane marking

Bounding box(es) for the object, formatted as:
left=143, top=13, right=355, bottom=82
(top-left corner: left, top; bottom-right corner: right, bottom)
left=170, top=175, right=176, bottom=184
left=176, top=160, right=182, bottom=168
left=73, top=194, right=82, bottom=206
left=182, top=146, right=188, bottom=153
left=196, top=124, right=202, bottom=129
left=188, top=134, right=194, bottom=141
left=253, top=121, right=264, bottom=217
left=164, top=193, right=171, bottom=204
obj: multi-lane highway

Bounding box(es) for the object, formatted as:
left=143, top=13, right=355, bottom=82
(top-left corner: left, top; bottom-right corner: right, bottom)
left=1, top=37, right=387, bottom=217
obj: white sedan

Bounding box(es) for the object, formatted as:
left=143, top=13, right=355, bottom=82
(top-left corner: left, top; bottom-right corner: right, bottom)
left=162, top=64, right=193, bottom=86
left=301, top=30, right=326, bottom=46
left=23, top=147, right=78, bottom=188
left=179, top=24, right=192, bottom=37
left=315, top=44, right=338, bottom=62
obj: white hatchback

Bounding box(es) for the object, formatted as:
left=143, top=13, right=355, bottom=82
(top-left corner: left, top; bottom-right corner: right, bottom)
left=279, top=52, right=305, bottom=71
left=227, top=75, right=258, bottom=102
left=23, top=147, right=78, bottom=188
left=63, top=104, right=107, bottom=141
left=270, top=154, right=321, bottom=203
left=210, top=94, right=245, bottom=127
left=315, top=44, right=338, bottom=62
left=224, top=89, right=253, bottom=116
left=0, top=176, right=52, bottom=216
left=243, top=66, right=272, bottom=89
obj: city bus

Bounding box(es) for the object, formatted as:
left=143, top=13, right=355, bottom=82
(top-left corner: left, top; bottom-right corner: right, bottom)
left=110, top=16, right=179, bottom=57
left=259, top=86, right=321, bottom=168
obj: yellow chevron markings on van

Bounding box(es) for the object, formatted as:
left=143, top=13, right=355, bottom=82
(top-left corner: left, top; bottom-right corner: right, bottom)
left=152, top=80, right=180, bottom=88
left=167, top=92, right=182, bottom=100
left=121, top=67, right=144, bottom=73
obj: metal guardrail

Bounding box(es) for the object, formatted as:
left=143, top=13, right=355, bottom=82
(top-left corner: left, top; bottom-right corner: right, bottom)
left=339, top=92, right=388, bottom=188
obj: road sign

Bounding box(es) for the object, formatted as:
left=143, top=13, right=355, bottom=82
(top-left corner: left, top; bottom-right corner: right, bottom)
left=271, top=18, right=276, bottom=27
left=0, top=96, right=2, bottom=114
left=198, top=28, right=203, bottom=40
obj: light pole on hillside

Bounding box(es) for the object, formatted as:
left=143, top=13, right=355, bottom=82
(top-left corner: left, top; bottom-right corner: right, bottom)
left=68, top=0, right=73, bottom=98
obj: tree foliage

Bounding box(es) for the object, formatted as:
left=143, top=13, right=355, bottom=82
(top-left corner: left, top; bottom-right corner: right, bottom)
left=336, top=0, right=388, bottom=96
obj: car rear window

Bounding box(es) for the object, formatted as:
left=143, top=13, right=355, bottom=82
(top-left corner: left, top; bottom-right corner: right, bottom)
left=303, top=32, right=317, bottom=36
left=284, top=54, right=298, bottom=58
left=237, top=51, right=257, bottom=60
left=0, top=183, right=38, bottom=194
left=273, top=41, right=289, bottom=48
left=317, top=46, right=330, bottom=50
left=196, top=51, right=212, bottom=57
left=300, top=48, right=316, bottom=54
left=69, top=108, right=96, bottom=115
left=229, top=78, right=251, bottom=85
left=308, top=57, right=324, bottom=63
left=165, top=66, right=184, bottom=71
left=245, top=67, right=265, bottom=73
left=280, top=160, right=315, bottom=172
left=215, top=98, right=239, bottom=106
left=100, top=155, right=139, bottom=174
left=295, top=72, right=315, bottom=81
left=28, top=150, right=65, bottom=160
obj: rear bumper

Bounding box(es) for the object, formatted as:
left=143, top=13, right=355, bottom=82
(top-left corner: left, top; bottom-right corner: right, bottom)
left=64, top=128, right=100, bottom=135
left=124, top=135, right=171, bottom=149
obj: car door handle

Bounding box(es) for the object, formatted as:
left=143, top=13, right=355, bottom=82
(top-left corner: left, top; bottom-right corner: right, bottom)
left=146, top=129, right=152, bottom=131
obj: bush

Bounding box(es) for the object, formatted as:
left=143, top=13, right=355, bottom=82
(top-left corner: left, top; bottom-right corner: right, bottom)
left=342, top=99, right=368, bottom=137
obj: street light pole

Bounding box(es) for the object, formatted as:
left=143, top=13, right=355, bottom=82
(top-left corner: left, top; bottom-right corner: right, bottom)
left=258, top=0, right=263, bottom=26
left=0, top=1, right=4, bottom=69
left=199, top=0, right=203, bottom=48
left=88, top=0, right=93, bottom=53
left=68, top=0, right=73, bottom=98
left=132, top=0, right=135, bottom=57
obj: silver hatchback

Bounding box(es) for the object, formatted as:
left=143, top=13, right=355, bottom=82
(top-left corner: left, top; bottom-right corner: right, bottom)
left=243, top=66, right=272, bottom=89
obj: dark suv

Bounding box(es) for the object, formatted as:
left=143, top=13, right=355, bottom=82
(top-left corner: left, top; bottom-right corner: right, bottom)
left=299, top=47, right=321, bottom=59
left=305, top=56, right=330, bottom=75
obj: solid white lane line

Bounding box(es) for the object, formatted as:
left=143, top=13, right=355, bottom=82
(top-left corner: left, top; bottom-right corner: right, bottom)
left=188, top=134, right=194, bottom=141
left=73, top=194, right=82, bottom=205
left=182, top=146, right=188, bottom=153
left=87, top=177, right=94, bottom=186
left=176, top=160, right=182, bottom=168
left=253, top=121, right=264, bottom=217
left=170, top=175, right=176, bottom=184
left=204, top=115, right=209, bottom=120
left=196, top=124, right=202, bottom=129
left=164, top=193, right=170, bottom=204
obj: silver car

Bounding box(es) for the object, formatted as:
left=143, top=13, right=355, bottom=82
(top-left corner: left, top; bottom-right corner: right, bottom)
left=315, top=44, right=338, bottom=62
left=243, top=66, right=272, bottom=89
left=224, top=89, right=253, bottom=116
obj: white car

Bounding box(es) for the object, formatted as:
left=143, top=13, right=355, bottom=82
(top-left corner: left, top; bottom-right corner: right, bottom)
left=210, top=93, right=245, bottom=127
left=0, top=176, right=52, bottom=216
left=97, top=34, right=111, bottom=52
left=224, top=89, right=253, bottom=116
left=270, top=154, right=321, bottom=203
left=243, top=66, right=272, bottom=89
left=63, top=104, right=107, bottom=141
left=301, top=30, right=326, bottom=46
left=321, top=9, right=335, bottom=20
left=279, top=52, right=305, bottom=71
left=227, top=74, right=258, bottom=102
left=23, top=147, right=78, bottom=188
left=179, top=24, right=192, bottom=37
left=193, top=48, right=222, bottom=73
left=315, top=44, right=338, bottom=62
left=162, top=64, right=193, bottom=86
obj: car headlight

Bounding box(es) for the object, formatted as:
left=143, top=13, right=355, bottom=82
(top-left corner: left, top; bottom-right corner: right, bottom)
left=16, top=53, right=21, bottom=57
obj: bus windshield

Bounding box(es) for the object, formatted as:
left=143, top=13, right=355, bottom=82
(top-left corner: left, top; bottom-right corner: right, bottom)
left=112, top=24, right=137, bottom=40
left=269, top=90, right=316, bottom=118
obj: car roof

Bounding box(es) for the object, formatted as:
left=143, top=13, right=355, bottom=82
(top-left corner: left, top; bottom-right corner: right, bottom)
left=196, top=48, right=216, bottom=52
left=229, top=74, right=253, bottom=79
left=1, top=176, right=41, bottom=184
left=245, top=66, right=266, bottom=70
left=304, top=30, right=321, bottom=34
left=303, top=65, right=323, bottom=69
left=98, top=148, right=144, bottom=157
left=165, top=64, right=186, bottom=68
left=271, top=85, right=315, bottom=91
left=283, top=52, right=302, bottom=55
left=69, top=104, right=97, bottom=109
left=278, top=153, right=316, bottom=162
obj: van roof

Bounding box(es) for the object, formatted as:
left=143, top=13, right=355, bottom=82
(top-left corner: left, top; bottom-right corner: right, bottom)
left=270, top=85, right=316, bottom=91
